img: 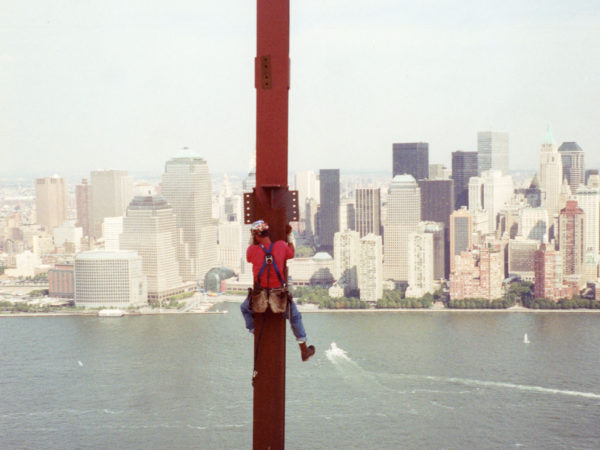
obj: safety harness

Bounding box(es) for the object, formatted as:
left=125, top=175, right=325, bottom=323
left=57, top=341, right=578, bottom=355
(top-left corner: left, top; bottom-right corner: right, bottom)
left=252, top=242, right=288, bottom=386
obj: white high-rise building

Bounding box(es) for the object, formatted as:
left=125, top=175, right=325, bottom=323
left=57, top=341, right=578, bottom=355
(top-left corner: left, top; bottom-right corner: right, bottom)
left=518, top=207, right=549, bottom=242
left=575, top=186, right=600, bottom=256
left=295, top=171, right=319, bottom=221
left=162, top=151, right=217, bottom=283
left=359, top=233, right=383, bottom=302
left=102, top=216, right=123, bottom=251
left=469, top=170, right=514, bottom=233
left=478, top=131, right=509, bottom=175
left=53, top=220, right=83, bottom=252
left=218, top=221, right=242, bottom=274
left=90, top=170, right=134, bottom=239
left=120, top=196, right=186, bottom=301
left=539, top=127, right=563, bottom=219
left=339, top=198, right=355, bottom=232
left=333, top=230, right=360, bottom=292
left=383, top=175, right=421, bottom=281
left=406, top=231, right=434, bottom=298
left=74, top=250, right=147, bottom=308
left=35, top=175, right=67, bottom=232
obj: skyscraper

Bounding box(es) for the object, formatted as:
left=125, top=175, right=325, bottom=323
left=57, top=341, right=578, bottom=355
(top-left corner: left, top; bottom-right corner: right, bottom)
left=558, top=142, right=585, bottom=192
left=558, top=200, right=585, bottom=276
left=575, top=186, right=599, bottom=256
left=518, top=208, right=549, bottom=242
left=339, top=198, right=355, bottom=232
left=333, top=230, right=361, bottom=294
left=359, top=233, right=383, bottom=302
left=450, top=208, right=473, bottom=273
left=295, top=170, right=319, bottom=222
left=451, top=151, right=478, bottom=209
left=383, top=175, right=421, bottom=282
left=392, top=142, right=429, bottom=180
left=318, top=169, right=340, bottom=254
left=355, top=188, right=381, bottom=237
left=120, top=196, right=186, bottom=301
left=35, top=175, right=67, bottom=232
left=539, top=127, right=563, bottom=219
left=406, top=231, right=434, bottom=298
left=419, top=221, right=445, bottom=281
left=469, top=170, right=514, bottom=234
left=162, top=152, right=217, bottom=282
left=75, top=178, right=93, bottom=237
left=477, top=131, right=509, bottom=175
left=90, top=169, right=134, bottom=238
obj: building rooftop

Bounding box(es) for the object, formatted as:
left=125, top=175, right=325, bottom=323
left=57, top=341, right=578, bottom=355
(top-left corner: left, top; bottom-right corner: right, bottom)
left=76, top=250, right=140, bottom=260
left=391, top=174, right=417, bottom=184
left=128, top=196, right=171, bottom=210
left=313, top=252, right=333, bottom=261
left=558, top=142, right=583, bottom=152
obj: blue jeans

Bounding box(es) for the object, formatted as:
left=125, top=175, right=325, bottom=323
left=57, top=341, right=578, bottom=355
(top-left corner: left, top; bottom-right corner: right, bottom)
left=240, top=295, right=307, bottom=342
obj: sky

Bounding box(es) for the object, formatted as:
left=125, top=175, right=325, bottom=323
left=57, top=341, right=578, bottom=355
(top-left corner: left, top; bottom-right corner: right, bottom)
left=1, top=0, right=599, bottom=179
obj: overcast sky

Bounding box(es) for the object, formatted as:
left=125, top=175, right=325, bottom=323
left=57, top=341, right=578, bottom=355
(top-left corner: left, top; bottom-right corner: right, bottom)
left=2, top=0, right=599, bottom=179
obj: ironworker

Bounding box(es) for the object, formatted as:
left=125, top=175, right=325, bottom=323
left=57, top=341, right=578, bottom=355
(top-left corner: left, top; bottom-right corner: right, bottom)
left=240, top=220, right=315, bottom=361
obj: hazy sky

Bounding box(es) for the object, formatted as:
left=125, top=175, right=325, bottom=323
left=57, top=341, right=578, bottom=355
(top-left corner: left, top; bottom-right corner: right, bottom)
left=2, top=0, right=599, bottom=178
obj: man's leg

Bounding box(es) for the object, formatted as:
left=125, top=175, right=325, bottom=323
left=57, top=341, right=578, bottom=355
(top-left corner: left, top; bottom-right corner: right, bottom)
left=288, top=300, right=306, bottom=341
left=240, top=295, right=254, bottom=333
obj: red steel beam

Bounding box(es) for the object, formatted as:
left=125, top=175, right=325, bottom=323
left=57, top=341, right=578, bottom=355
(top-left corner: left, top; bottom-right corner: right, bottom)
left=253, top=0, right=290, bottom=449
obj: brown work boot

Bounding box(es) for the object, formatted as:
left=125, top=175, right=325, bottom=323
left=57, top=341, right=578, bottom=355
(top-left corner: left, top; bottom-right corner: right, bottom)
left=299, top=342, right=315, bottom=362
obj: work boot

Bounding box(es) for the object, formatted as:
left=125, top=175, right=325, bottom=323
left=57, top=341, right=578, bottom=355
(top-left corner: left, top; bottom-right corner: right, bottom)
left=299, top=342, right=315, bottom=362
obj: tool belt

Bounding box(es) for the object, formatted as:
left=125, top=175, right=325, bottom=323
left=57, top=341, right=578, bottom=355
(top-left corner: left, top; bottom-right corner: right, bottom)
left=250, top=286, right=288, bottom=314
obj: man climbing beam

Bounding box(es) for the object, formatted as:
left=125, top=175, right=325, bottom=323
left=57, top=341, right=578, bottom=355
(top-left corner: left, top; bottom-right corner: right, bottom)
left=241, top=220, right=315, bottom=362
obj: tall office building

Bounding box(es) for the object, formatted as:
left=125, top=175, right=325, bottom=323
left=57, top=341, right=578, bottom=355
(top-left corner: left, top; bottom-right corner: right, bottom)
left=90, top=170, right=134, bottom=238
left=102, top=216, right=123, bottom=251
left=477, top=131, right=509, bottom=175
left=558, top=200, right=585, bottom=276
left=355, top=188, right=381, bottom=237
left=119, top=196, right=187, bottom=301
left=218, top=221, right=242, bottom=274
left=469, top=170, right=514, bottom=234
left=419, top=221, right=445, bottom=280
left=575, top=186, right=599, bottom=256
left=318, top=169, right=340, bottom=253
left=383, top=175, right=421, bottom=281
left=518, top=208, right=549, bottom=242
left=295, top=171, right=319, bottom=222
left=35, top=175, right=67, bottom=232
left=450, top=208, right=473, bottom=273
left=75, top=178, right=93, bottom=237
left=418, top=179, right=454, bottom=277
left=162, top=152, right=217, bottom=282
left=508, top=238, right=540, bottom=282
left=333, top=230, right=361, bottom=293
left=339, top=198, right=356, bottom=232
left=75, top=250, right=147, bottom=308
left=451, top=151, right=478, bottom=209
left=392, top=142, right=429, bottom=180
left=539, top=128, right=563, bottom=219
left=406, top=231, right=434, bottom=298
left=359, top=234, right=383, bottom=302
left=558, top=142, right=585, bottom=193
left=534, top=244, right=559, bottom=300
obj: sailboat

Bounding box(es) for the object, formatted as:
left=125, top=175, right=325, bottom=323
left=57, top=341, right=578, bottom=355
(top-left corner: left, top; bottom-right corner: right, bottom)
left=523, top=333, right=530, bottom=344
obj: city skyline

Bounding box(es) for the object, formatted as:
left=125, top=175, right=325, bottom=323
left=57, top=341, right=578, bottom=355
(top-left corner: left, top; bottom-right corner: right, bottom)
left=2, top=1, right=599, bottom=177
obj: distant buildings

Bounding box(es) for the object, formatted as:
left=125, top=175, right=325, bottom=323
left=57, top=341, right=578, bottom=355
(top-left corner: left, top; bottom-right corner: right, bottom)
left=359, top=234, right=383, bottom=302
left=35, top=175, right=66, bottom=232
left=384, top=175, right=421, bottom=282
left=558, top=142, right=585, bottom=192
left=75, top=179, right=93, bottom=237
left=558, top=200, right=585, bottom=276
left=90, top=170, right=134, bottom=238
left=477, top=131, right=509, bottom=175
left=539, top=129, right=563, bottom=219
left=120, top=196, right=189, bottom=302
left=74, top=250, right=147, bottom=308
left=48, top=263, right=74, bottom=299
left=451, top=151, right=478, bottom=209
left=575, top=186, right=599, bottom=256
left=406, top=231, right=434, bottom=298
left=355, top=188, right=381, bottom=237
left=333, top=230, right=360, bottom=294
left=469, top=170, right=513, bottom=234
left=392, top=142, right=429, bottom=180
left=318, top=169, right=340, bottom=254
left=450, top=242, right=504, bottom=300
left=449, top=208, right=473, bottom=274
left=162, top=152, right=217, bottom=283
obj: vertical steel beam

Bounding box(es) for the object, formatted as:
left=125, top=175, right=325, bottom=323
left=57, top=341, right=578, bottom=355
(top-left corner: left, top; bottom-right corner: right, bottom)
left=253, top=0, right=290, bottom=449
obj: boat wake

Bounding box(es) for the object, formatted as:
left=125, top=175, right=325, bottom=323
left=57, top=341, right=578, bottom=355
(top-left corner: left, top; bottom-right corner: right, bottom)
left=324, top=343, right=600, bottom=400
